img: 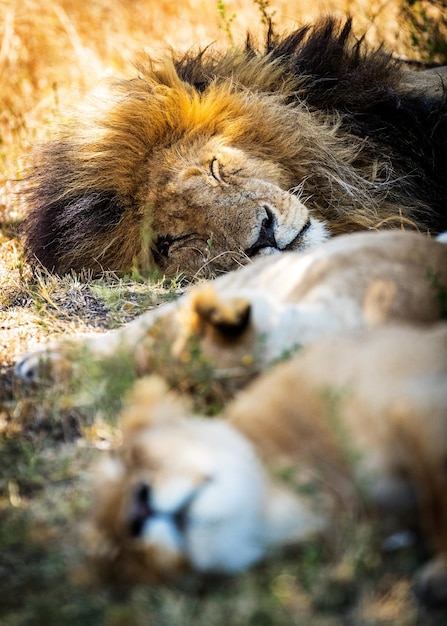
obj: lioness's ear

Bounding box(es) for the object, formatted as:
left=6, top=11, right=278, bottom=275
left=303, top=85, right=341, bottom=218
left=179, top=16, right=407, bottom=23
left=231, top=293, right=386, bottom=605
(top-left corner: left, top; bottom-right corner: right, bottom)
left=263, top=482, right=327, bottom=548
left=190, top=286, right=251, bottom=341
left=120, top=375, right=189, bottom=433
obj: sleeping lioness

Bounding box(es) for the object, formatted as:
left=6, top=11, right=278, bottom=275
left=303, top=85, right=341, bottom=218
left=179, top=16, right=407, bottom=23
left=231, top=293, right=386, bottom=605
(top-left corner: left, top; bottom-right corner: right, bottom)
left=84, top=322, right=447, bottom=606
left=15, top=230, right=447, bottom=388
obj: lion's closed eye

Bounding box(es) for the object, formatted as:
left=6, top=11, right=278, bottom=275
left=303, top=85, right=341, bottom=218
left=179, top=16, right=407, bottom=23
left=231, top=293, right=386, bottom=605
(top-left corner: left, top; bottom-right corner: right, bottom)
left=154, top=235, right=173, bottom=258
left=153, top=233, right=199, bottom=263
left=209, top=156, right=226, bottom=184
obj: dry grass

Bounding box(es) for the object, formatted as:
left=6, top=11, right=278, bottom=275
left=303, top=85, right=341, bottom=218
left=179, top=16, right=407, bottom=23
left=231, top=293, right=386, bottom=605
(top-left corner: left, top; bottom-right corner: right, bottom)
left=1, top=1, right=447, bottom=624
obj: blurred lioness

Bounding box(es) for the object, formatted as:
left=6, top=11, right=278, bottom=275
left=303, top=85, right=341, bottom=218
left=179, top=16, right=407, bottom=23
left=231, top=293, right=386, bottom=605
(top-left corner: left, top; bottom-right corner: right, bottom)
left=85, top=322, right=447, bottom=606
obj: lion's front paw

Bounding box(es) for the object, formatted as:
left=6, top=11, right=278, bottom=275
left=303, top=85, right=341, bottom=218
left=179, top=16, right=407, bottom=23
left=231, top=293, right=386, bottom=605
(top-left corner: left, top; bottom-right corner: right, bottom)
left=15, top=346, right=73, bottom=384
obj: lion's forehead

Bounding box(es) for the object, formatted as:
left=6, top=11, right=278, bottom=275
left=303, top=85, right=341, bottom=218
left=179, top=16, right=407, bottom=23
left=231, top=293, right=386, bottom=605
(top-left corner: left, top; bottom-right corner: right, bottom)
left=150, top=140, right=289, bottom=187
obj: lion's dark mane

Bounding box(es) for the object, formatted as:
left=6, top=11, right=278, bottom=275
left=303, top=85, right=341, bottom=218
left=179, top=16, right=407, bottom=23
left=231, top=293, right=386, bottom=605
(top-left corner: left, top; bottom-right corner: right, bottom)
left=175, top=19, right=447, bottom=232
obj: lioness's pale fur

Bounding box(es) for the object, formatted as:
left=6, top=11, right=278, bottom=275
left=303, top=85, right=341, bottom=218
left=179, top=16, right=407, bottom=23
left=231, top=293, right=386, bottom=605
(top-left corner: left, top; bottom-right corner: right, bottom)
left=15, top=230, right=447, bottom=386
left=22, top=19, right=447, bottom=277
left=85, top=322, right=447, bottom=606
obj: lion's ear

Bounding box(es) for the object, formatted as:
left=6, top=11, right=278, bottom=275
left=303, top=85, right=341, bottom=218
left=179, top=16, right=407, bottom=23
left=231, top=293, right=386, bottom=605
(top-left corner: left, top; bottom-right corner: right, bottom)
left=189, top=286, right=251, bottom=342
left=262, top=482, right=327, bottom=548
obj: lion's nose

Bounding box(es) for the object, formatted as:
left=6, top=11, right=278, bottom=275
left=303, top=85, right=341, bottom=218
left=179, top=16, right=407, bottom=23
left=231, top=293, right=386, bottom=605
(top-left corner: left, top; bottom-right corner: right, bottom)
left=260, top=206, right=276, bottom=242
left=245, top=206, right=277, bottom=256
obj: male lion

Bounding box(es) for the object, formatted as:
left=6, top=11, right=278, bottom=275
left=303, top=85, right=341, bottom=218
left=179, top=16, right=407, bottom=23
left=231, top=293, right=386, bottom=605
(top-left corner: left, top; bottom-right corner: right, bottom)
left=22, top=19, right=447, bottom=277
left=84, top=323, right=447, bottom=607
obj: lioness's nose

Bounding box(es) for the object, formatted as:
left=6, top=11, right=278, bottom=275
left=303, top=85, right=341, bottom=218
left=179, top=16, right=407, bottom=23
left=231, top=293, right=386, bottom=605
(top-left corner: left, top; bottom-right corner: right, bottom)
left=129, top=483, right=154, bottom=537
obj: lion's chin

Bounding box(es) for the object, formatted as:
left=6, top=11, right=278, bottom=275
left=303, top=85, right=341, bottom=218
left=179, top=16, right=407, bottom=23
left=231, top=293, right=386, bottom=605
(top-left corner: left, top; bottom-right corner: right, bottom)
left=254, top=246, right=282, bottom=258
left=278, top=218, right=329, bottom=254
left=252, top=218, right=329, bottom=261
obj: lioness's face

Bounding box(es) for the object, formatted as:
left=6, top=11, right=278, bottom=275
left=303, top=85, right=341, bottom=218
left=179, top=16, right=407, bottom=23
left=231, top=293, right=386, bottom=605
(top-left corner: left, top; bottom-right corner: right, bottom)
left=143, top=138, right=328, bottom=276
left=89, top=417, right=271, bottom=582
